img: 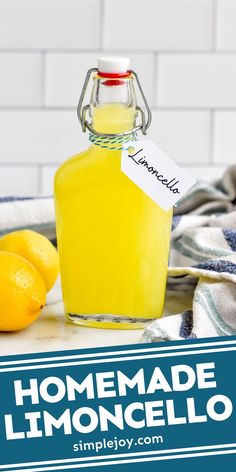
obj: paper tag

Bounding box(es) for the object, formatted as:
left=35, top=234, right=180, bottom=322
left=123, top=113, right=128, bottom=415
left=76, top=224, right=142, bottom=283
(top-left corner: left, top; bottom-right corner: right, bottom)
left=121, top=140, right=196, bottom=211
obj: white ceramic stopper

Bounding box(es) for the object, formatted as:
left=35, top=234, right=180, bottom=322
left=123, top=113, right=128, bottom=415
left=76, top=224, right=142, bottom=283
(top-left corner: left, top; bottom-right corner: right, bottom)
left=97, top=56, right=130, bottom=74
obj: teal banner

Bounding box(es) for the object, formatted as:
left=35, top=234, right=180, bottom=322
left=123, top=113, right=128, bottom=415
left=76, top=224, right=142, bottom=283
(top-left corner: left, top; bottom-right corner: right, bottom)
left=0, top=337, right=236, bottom=471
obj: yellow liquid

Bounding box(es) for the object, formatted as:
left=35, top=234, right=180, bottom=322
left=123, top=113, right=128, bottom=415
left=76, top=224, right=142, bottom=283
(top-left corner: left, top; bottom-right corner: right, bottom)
left=54, top=103, right=172, bottom=329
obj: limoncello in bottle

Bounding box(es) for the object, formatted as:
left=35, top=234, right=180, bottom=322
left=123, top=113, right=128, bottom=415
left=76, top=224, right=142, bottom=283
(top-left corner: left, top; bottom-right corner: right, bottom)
left=54, top=57, right=172, bottom=329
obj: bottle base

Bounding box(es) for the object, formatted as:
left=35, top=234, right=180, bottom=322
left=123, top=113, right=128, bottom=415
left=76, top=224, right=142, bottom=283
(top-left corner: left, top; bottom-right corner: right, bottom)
left=66, top=312, right=158, bottom=330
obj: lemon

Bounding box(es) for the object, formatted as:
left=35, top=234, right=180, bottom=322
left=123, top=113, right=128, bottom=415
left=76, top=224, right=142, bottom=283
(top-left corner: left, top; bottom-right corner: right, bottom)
left=0, top=251, right=46, bottom=331
left=0, top=230, right=59, bottom=292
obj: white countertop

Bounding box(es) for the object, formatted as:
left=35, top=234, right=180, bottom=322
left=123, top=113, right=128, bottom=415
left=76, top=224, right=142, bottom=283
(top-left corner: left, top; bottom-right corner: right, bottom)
left=0, top=281, right=191, bottom=357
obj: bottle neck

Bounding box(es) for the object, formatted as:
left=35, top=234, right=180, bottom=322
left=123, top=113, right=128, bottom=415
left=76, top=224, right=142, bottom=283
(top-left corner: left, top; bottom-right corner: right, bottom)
left=90, top=75, right=137, bottom=135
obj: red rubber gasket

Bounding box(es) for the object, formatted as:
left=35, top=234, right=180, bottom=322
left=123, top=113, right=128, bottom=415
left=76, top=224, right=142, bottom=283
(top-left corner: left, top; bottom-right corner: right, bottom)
left=97, top=71, right=131, bottom=78
left=102, top=79, right=125, bottom=86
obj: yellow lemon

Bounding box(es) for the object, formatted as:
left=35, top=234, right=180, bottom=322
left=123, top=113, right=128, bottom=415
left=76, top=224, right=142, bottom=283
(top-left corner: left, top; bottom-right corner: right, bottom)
left=0, top=230, right=59, bottom=292
left=0, top=251, right=46, bottom=331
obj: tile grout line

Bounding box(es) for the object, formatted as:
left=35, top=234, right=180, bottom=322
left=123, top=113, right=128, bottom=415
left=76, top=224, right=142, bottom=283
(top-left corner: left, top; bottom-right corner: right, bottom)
left=212, top=0, right=218, bottom=52
left=38, top=165, right=43, bottom=195
left=99, top=0, right=105, bottom=51
left=153, top=52, right=158, bottom=108
left=0, top=163, right=60, bottom=167
left=0, top=106, right=77, bottom=111
left=1, top=49, right=236, bottom=54
left=37, top=164, right=42, bottom=195
left=41, top=51, right=46, bottom=108
left=210, top=110, right=216, bottom=167
left=209, top=110, right=215, bottom=164
left=0, top=106, right=236, bottom=112
left=0, top=162, right=227, bottom=168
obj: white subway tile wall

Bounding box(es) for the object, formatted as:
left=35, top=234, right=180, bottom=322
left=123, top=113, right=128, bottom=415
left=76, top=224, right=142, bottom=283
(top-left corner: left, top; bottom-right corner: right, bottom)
left=0, top=54, right=42, bottom=106
left=104, top=0, right=213, bottom=51
left=0, top=0, right=234, bottom=195
left=0, top=111, right=86, bottom=164
left=217, top=0, right=236, bottom=50
left=148, top=111, right=210, bottom=163
left=214, top=112, right=236, bottom=164
left=40, top=166, right=58, bottom=195
left=157, top=55, right=236, bottom=108
left=0, top=167, right=39, bottom=195
left=0, top=0, right=100, bottom=49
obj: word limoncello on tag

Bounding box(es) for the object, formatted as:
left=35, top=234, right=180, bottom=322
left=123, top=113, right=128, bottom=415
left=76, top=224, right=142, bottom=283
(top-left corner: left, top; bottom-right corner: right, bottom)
left=55, top=57, right=176, bottom=329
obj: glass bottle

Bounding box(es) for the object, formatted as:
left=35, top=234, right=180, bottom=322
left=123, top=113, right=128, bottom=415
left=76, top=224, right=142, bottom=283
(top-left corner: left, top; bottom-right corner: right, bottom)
left=54, top=57, right=172, bottom=329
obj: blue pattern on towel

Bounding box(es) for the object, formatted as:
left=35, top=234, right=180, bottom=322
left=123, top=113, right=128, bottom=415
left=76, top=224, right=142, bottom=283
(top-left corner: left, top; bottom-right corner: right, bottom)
left=0, top=196, right=52, bottom=203
left=223, top=229, right=236, bottom=252
left=194, top=259, right=236, bottom=274
left=179, top=310, right=197, bottom=339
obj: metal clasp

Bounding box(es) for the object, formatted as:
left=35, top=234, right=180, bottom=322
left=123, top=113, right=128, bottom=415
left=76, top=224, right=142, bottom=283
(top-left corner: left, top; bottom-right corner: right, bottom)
left=77, top=68, right=152, bottom=138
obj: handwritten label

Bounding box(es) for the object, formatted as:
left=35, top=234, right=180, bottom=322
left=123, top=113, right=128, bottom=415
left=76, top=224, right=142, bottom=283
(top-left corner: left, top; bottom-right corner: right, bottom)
left=121, top=140, right=196, bottom=211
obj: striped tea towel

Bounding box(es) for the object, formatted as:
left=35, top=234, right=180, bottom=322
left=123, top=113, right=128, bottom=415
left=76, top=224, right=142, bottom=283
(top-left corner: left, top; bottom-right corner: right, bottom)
left=142, top=165, right=236, bottom=343
left=1, top=165, right=236, bottom=342
left=0, top=196, right=56, bottom=243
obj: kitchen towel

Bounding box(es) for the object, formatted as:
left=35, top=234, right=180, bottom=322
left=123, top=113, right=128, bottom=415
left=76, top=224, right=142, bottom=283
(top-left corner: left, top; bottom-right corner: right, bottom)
left=1, top=166, right=236, bottom=342
left=142, top=165, right=236, bottom=342
left=0, top=196, right=56, bottom=243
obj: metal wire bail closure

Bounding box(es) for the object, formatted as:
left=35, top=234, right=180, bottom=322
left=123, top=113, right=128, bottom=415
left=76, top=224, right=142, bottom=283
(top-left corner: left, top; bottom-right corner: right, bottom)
left=77, top=68, right=152, bottom=138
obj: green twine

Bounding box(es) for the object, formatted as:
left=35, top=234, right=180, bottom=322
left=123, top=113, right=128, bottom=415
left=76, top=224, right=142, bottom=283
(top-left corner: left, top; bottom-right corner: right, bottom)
left=89, top=132, right=137, bottom=151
